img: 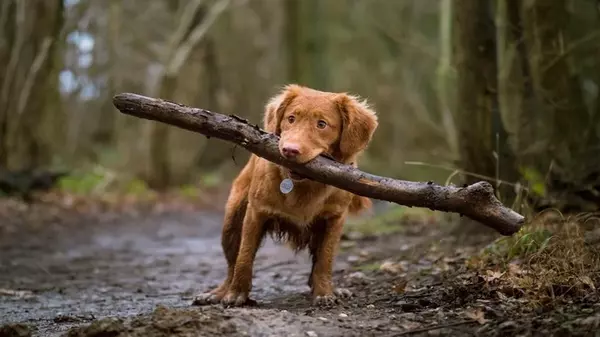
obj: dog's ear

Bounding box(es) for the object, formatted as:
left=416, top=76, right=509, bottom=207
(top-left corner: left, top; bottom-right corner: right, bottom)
left=264, top=85, right=301, bottom=135
left=335, top=93, right=378, bottom=162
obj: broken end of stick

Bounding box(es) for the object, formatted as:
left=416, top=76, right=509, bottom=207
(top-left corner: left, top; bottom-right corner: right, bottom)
left=112, top=92, right=134, bottom=105
left=462, top=181, right=526, bottom=236
left=493, top=211, right=526, bottom=236
left=112, top=93, right=140, bottom=115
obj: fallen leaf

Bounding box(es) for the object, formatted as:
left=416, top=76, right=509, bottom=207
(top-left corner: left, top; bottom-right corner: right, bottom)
left=465, top=308, right=488, bottom=325
left=392, top=279, right=408, bottom=294
left=507, top=263, right=523, bottom=275
left=482, top=270, right=505, bottom=282
left=496, top=291, right=508, bottom=301
left=380, top=260, right=403, bottom=274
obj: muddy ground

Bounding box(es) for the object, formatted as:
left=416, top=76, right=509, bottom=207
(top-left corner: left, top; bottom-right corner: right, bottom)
left=1, top=198, right=599, bottom=337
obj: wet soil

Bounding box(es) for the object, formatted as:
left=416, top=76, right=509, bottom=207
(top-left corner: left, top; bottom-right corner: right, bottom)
left=1, top=202, right=599, bottom=337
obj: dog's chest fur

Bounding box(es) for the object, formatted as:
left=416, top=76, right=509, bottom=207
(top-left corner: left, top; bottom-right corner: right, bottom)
left=264, top=180, right=334, bottom=224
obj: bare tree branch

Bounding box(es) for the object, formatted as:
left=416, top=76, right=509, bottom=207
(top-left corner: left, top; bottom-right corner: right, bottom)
left=17, top=37, right=54, bottom=115
left=166, top=0, right=230, bottom=75
left=163, top=0, right=205, bottom=65
left=113, top=93, right=526, bottom=235
left=0, top=0, right=26, bottom=112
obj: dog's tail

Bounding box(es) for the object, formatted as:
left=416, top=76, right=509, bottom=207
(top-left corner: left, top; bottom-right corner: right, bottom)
left=348, top=194, right=372, bottom=215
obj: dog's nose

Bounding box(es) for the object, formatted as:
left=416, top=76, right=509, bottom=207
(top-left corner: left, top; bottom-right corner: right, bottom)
left=282, top=144, right=300, bottom=158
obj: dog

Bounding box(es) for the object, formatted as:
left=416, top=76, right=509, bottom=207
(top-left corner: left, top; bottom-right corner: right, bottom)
left=193, top=84, right=378, bottom=307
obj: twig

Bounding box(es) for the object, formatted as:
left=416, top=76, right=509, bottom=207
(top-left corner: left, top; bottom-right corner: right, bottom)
left=112, top=93, right=526, bottom=235
left=541, top=30, right=600, bottom=74
left=393, top=320, right=477, bottom=336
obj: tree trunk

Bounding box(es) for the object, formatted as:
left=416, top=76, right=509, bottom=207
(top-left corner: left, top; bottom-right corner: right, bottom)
left=0, top=0, right=64, bottom=170
left=436, top=0, right=458, bottom=158
left=92, top=0, right=121, bottom=148
left=519, top=0, right=599, bottom=211
left=452, top=0, right=516, bottom=192
left=0, top=0, right=15, bottom=166
left=285, top=0, right=328, bottom=89
left=144, top=0, right=229, bottom=189
left=521, top=0, right=590, bottom=167
left=285, top=0, right=301, bottom=84
left=452, top=0, right=519, bottom=234
left=495, top=0, right=537, bottom=162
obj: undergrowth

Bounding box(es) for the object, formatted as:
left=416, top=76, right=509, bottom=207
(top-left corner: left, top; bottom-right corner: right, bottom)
left=468, top=210, right=600, bottom=307
left=55, top=166, right=221, bottom=201
left=0, top=166, right=227, bottom=214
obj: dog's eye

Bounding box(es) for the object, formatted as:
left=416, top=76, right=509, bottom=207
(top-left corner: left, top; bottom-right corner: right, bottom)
left=317, top=120, right=327, bottom=129
left=287, top=115, right=295, bottom=123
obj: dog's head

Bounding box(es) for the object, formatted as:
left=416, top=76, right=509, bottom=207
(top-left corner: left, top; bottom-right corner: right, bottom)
left=264, top=84, right=378, bottom=180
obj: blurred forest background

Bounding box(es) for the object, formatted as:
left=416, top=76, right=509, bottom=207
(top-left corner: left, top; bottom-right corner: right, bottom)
left=1, top=0, right=600, bottom=214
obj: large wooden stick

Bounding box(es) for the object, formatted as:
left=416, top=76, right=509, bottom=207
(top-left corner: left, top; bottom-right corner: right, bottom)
left=113, top=93, right=525, bottom=235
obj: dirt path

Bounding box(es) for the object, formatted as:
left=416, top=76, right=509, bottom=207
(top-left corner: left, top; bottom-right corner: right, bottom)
left=1, top=210, right=343, bottom=336
left=1, top=204, right=599, bottom=337
left=0, top=206, right=412, bottom=336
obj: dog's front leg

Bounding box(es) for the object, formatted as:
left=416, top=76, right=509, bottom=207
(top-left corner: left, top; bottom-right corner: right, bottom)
left=222, top=206, right=266, bottom=306
left=309, top=214, right=352, bottom=306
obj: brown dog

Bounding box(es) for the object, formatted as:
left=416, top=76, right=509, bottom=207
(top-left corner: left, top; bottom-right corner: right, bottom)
left=193, top=84, right=378, bottom=307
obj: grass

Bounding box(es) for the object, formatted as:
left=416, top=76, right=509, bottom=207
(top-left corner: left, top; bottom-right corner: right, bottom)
left=468, top=210, right=600, bottom=307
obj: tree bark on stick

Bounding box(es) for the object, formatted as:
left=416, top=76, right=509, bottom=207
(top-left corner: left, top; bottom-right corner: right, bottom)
left=113, top=93, right=525, bottom=236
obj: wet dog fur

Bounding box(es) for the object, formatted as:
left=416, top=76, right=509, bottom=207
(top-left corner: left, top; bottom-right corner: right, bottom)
left=193, top=84, right=378, bottom=307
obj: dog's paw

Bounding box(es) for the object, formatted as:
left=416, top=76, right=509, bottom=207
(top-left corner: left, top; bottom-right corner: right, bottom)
left=312, top=288, right=353, bottom=307
left=221, top=290, right=256, bottom=307
left=312, top=294, right=339, bottom=307
left=191, top=292, right=222, bottom=306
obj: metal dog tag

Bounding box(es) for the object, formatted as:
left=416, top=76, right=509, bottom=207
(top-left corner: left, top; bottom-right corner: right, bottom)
left=280, top=178, right=294, bottom=194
